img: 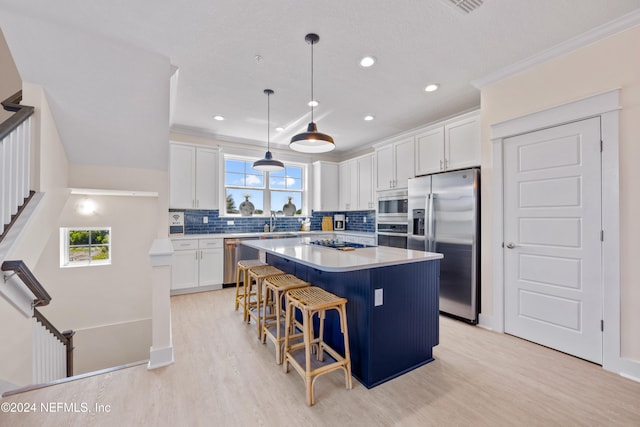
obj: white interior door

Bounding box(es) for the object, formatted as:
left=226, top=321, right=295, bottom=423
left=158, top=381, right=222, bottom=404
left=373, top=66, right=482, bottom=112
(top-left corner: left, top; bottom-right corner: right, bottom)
left=503, top=117, right=603, bottom=364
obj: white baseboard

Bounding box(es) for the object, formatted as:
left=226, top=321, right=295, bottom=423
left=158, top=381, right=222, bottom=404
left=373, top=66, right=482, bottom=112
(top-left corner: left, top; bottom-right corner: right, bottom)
left=0, top=378, right=19, bottom=396
left=148, top=345, right=174, bottom=370
left=478, top=313, right=496, bottom=331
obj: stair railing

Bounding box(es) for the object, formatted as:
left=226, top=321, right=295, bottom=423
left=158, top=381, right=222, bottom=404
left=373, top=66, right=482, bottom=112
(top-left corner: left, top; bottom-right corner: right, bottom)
left=1, top=260, right=74, bottom=382
left=0, top=90, right=34, bottom=241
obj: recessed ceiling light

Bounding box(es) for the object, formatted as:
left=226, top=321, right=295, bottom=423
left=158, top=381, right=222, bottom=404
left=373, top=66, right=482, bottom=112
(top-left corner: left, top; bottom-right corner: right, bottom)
left=424, top=84, right=439, bottom=92
left=360, top=56, right=376, bottom=67
left=213, top=115, right=225, bottom=121
left=275, top=127, right=284, bottom=132
left=308, top=100, right=319, bottom=107
left=364, top=115, right=375, bottom=121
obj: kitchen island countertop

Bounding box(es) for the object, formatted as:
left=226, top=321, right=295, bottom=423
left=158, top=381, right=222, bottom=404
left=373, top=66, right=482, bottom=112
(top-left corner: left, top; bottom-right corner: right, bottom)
left=243, top=237, right=442, bottom=273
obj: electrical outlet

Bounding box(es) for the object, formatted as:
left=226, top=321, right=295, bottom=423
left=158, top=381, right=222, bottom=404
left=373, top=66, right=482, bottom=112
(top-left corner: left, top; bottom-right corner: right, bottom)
left=203, top=216, right=208, bottom=224
left=363, top=217, right=367, bottom=223
left=374, top=288, right=383, bottom=306
left=227, top=220, right=234, bottom=225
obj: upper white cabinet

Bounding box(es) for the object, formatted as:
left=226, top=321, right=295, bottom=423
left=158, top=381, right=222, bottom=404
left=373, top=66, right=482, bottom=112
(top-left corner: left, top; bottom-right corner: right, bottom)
left=357, top=155, right=375, bottom=210
left=339, top=154, right=375, bottom=211
left=445, top=114, right=481, bottom=171
left=415, top=112, right=480, bottom=175
left=170, top=142, right=219, bottom=210
left=415, top=127, right=445, bottom=176
left=312, top=161, right=339, bottom=212
left=375, top=138, right=415, bottom=190
left=338, top=160, right=355, bottom=211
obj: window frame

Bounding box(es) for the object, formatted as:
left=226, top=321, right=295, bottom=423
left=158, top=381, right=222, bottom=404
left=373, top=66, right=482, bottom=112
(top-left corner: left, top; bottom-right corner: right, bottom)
left=60, top=227, right=112, bottom=268
left=223, top=155, right=307, bottom=217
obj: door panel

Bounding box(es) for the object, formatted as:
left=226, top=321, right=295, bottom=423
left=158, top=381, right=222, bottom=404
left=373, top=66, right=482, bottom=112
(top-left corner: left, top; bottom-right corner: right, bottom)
left=503, top=117, right=602, bottom=364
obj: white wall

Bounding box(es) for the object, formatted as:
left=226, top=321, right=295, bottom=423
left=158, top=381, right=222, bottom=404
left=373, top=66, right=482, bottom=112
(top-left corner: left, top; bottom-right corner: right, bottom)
left=0, top=26, right=21, bottom=122
left=34, top=163, right=167, bottom=374
left=480, top=25, right=640, bottom=361
left=0, top=82, right=70, bottom=388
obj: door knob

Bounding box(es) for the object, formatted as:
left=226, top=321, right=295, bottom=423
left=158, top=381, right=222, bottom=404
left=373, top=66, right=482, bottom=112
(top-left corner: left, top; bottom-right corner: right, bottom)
left=505, top=242, right=517, bottom=249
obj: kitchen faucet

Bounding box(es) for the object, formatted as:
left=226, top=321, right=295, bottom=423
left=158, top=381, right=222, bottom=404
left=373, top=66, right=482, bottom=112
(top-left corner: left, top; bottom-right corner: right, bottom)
left=269, top=211, right=277, bottom=232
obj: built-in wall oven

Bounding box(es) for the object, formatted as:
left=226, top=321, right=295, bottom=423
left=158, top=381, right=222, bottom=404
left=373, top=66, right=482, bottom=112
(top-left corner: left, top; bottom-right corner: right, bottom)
left=377, top=222, right=408, bottom=248
left=377, top=190, right=408, bottom=248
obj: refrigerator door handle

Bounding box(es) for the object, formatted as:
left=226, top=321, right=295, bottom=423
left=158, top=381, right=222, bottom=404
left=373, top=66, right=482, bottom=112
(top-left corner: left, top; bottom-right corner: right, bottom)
left=426, top=193, right=434, bottom=252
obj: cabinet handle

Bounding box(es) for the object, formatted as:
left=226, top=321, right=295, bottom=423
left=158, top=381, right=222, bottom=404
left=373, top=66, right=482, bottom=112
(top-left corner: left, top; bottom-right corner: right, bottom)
left=444, top=158, right=448, bottom=170
left=440, top=160, right=443, bottom=170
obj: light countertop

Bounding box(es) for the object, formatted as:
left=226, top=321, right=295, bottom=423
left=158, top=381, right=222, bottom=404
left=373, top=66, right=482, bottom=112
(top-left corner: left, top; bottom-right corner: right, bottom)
left=169, top=230, right=375, bottom=240
left=243, top=237, right=442, bottom=272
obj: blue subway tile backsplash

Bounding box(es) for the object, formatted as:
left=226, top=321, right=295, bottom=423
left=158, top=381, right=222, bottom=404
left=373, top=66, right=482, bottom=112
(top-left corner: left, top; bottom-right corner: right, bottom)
left=171, top=209, right=376, bottom=234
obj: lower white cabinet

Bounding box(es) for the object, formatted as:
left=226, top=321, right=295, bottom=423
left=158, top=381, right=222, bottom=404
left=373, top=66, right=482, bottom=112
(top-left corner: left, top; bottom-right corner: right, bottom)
left=172, top=238, right=223, bottom=292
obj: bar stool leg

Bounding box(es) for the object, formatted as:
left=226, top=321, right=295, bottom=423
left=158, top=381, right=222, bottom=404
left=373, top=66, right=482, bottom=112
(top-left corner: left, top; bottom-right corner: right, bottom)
left=303, top=308, right=313, bottom=406
left=282, top=299, right=292, bottom=374
left=341, top=304, right=353, bottom=390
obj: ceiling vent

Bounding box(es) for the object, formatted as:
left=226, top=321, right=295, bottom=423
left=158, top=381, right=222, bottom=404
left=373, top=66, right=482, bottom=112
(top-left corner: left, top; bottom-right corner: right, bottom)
left=446, top=0, right=484, bottom=14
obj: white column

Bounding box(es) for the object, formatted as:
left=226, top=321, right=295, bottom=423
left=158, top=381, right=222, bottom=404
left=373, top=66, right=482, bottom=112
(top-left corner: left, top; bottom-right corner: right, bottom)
left=147, top=238, right=174, bottom=369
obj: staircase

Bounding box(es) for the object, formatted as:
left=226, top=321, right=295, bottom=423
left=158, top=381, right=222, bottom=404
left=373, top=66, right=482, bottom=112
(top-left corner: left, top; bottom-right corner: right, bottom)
left=0, top=91, right=74, bottom=395
left=1, top=261, right=74, bottom=386
left=0, top=90, right=34, bottom=242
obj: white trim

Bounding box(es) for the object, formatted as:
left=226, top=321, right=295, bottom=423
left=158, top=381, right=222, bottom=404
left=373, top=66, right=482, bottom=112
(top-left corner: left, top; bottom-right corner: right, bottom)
left=148, top=238, right=174, bottom=267
left=490, top=89, right=639, bottom=376
left=491, top=90, right=621, bottom=139
left=70, top=188, right=159, bottom=198
left=472, top=10, right=640, bottom=89
left=147, top=344, right=174, bottom=370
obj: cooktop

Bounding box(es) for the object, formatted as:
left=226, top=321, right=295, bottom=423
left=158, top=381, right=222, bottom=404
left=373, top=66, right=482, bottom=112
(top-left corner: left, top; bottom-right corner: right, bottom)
left=308, top=239, right=375, bottom=249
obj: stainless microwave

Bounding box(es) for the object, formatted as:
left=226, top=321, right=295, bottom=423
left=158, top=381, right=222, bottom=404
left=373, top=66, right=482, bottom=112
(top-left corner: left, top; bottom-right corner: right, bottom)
left=377, top=191, right=408, bottom=220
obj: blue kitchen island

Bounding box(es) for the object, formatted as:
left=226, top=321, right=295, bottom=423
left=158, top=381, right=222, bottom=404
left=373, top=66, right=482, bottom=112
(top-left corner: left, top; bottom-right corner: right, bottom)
left=243, top=238, right=443, bottom=388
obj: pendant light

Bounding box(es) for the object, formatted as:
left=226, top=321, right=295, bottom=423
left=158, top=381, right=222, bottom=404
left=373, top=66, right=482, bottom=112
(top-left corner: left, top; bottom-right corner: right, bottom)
left=253, top=89, right=285, bottom=172
left=290, top=33, right=335, bottom=153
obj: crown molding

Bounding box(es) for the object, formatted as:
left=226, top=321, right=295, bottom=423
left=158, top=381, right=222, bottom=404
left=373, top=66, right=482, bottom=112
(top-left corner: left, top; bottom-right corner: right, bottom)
left=472, top=9, right=640, bottom=89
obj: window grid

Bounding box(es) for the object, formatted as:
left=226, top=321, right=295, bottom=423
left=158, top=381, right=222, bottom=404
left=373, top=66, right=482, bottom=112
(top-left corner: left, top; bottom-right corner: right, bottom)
left=224, top=156, right=305, bottom=216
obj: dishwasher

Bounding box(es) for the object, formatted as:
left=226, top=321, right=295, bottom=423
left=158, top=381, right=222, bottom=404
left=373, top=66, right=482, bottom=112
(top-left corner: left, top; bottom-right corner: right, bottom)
left=223, top=237, right=260, bottom=284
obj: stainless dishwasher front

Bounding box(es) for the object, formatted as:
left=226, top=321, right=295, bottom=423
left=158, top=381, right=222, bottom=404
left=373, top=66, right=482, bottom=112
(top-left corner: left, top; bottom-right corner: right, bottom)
left=223, top=237, right=260, bottom=284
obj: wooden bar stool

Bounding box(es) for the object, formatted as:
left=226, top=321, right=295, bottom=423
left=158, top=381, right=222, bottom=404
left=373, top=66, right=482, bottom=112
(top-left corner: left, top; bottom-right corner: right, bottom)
left=246, top=265, right=285, bottom=338
left=283, top=286, right=352, bottom=406
left=261, top=274, right=309, bottom=364
left=235, top=259, right=266, bottom=321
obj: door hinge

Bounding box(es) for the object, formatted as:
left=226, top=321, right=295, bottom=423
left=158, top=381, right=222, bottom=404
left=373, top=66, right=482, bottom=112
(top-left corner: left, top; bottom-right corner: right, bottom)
left=600, top=140, right=603, bottom=152
left=601, top=230, right=604, bottom=242
left=601, top=319, right=604, bottom=332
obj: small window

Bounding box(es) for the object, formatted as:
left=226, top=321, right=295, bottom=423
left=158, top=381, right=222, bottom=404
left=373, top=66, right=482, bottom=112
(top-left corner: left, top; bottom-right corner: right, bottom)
left=60, top=228, right=111, bottom=268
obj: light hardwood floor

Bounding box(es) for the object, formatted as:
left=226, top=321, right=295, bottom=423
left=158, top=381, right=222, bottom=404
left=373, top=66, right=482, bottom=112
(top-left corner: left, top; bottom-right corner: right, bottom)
left=2, top=287, right=639, bottom=426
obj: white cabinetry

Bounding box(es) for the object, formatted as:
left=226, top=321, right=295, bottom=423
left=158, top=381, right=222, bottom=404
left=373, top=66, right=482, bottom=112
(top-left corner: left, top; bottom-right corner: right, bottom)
left=171, top=239, right=199, bottom=290
left=170, top=143, right=219, bottom=209
left=375, top=138, right=415, bottom=190
left=357, top=155, right=375, bottom=210
left=312, top=161, right=339, bottom=211
left=171, top=238, right=223, bottom=293
left=339, top=154, right=375, bottom=211
left=197, top=239, right=224, bottom=288
left=415, top=127, right=445, bottom=176
left=415, top=112, right=480, bottom=175
left=337, top=232, right=376, bottom=246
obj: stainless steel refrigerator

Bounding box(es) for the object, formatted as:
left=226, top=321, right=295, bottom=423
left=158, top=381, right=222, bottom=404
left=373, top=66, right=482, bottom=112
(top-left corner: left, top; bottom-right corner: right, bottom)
left=408, top=168, right=480, bottom=323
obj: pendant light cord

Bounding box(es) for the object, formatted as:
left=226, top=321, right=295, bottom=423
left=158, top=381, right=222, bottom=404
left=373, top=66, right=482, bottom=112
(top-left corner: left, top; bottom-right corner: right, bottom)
left=310, top=38, right=314, bottom=123
left=267, top=91, right=271, bottom=150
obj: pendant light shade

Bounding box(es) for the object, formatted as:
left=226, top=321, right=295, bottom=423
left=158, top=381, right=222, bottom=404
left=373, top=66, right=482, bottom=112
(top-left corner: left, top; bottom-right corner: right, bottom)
left=253, top=89, right=284, bottom=172
left=290, top=33, right=335, bottom=153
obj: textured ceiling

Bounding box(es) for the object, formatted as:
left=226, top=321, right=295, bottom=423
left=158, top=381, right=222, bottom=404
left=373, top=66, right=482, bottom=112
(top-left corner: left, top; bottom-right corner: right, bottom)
left=1, top=1, right=640, bottom=168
